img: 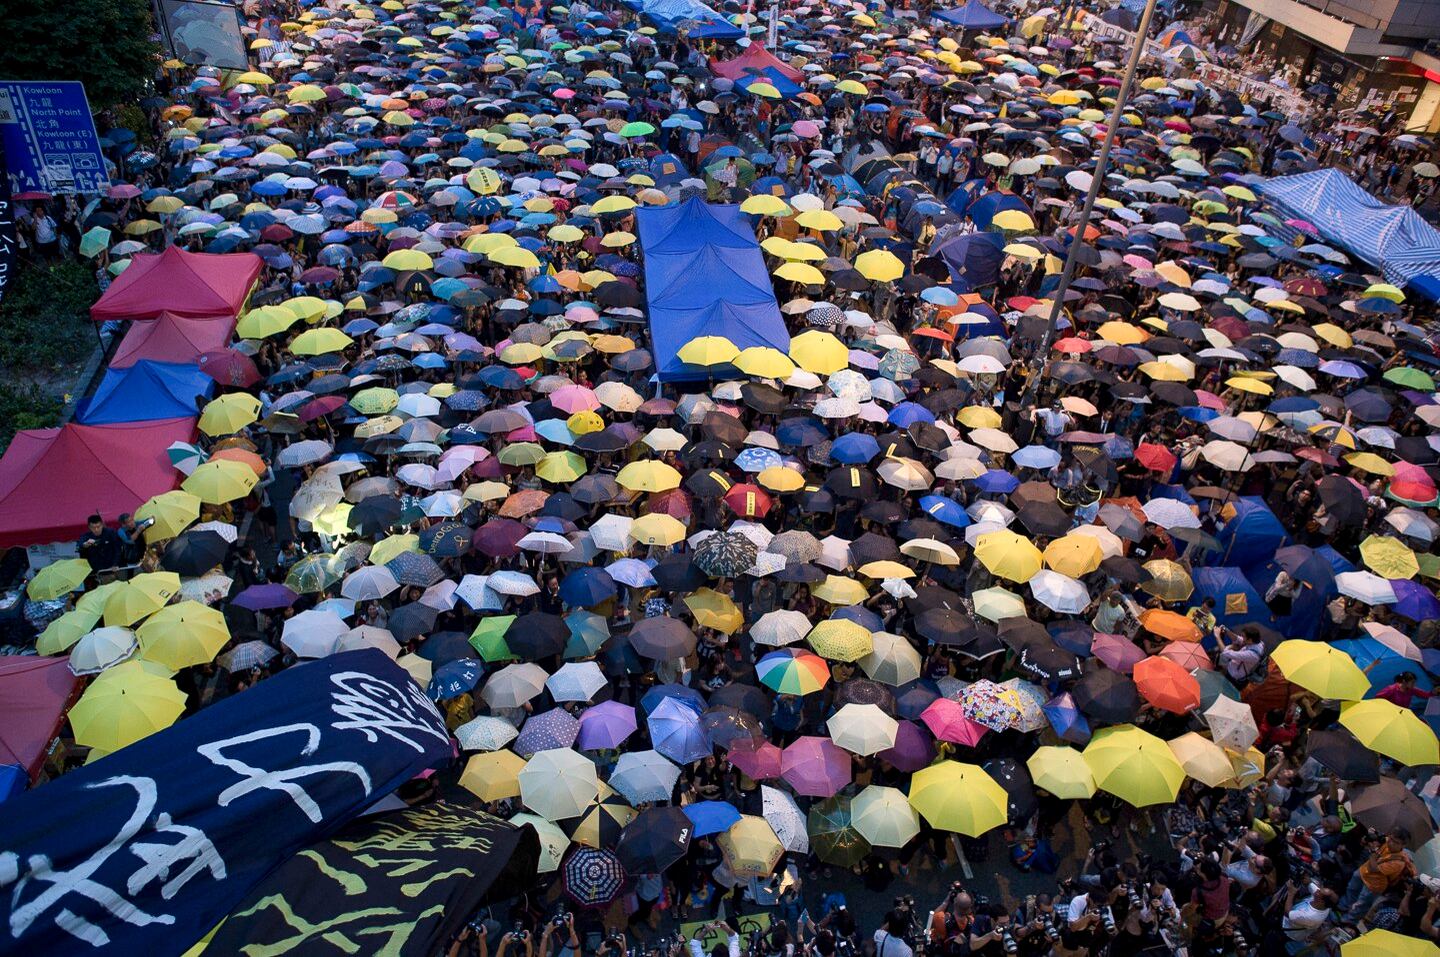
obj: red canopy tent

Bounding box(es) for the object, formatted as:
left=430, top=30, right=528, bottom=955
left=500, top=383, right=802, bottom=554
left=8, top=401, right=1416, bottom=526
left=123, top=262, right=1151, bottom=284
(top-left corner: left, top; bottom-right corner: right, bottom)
left=0, top=417, right=197, bottom=548
left=90, top=247, right=263, bottom=322
left=109, top=311, right=239, bottom=368
left=709, top=44, right=804, bottom=84
left=0, top=656, right=81, bottom=781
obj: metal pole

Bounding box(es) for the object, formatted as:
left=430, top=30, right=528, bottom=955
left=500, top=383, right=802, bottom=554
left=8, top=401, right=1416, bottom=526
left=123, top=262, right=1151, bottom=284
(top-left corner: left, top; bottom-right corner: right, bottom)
left=1020, top=0, right=1161, bottom=407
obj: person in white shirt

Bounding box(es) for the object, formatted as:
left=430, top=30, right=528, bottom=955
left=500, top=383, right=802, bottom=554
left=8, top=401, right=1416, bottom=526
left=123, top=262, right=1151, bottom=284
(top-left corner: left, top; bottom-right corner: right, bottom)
left=1282, top=882, right=1338, bottom=941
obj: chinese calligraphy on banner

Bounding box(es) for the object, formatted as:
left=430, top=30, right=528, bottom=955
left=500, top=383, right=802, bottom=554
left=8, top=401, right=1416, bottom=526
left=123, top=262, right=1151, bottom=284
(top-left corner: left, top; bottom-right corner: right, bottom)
left=0, top=650, right=450, bottom=957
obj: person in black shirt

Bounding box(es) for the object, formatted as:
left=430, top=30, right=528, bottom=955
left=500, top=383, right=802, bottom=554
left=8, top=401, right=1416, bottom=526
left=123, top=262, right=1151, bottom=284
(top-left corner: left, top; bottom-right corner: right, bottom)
left=76, top=514, right=123, bottom=571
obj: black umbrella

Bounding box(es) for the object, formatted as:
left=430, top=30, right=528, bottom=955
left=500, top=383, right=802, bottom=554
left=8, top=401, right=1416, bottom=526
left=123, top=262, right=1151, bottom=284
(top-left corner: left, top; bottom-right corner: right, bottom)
left=615, top=807, right=693, bottom=874
left=685, top=468, right=734, bottom=498
left=1316, top=475, right=1367, bottom=526
left=692, top=531, right=758, bottom=578
left=1306, top=728, right=1380, bottom=783
left=1016, top=637, right=1082, bottom=681
left=1072, top=667, right=1140, bottom=724
left=701, top=706, right=765, bottom=747
left=700, top=411, right=747, bottom=446
left=982, top=757, right=1038, bottom=823
left=388, top=602, right=440, bottom=642
left=1349, top=778, right=1433, bottom=847
left=562, top=846, right=627, bottom=907
left=349, top=494, right=403, bottom=535
left=838, top=678, right=896, bottom=711
left=825, top=466, right=878, bottom=500
left=708, top=681, right=769, bottom=717
left=651, top=554, right=705, bottom=592
left=160, top=530, right=229, bottom=576
left=571, top=474, right=620, bottom=505
left=894, top=680, right=941, bottom=720
left=417, top=631, right=473, bottom=664
left=420, top=519, right=473, bottom=557
left=506, top=612, right=569, bottom=659
left=850, top=531, right=903, bottom=565
left=385, top=551, right=446, bottom=586
left=1016, top=501, right=1072, bottom=538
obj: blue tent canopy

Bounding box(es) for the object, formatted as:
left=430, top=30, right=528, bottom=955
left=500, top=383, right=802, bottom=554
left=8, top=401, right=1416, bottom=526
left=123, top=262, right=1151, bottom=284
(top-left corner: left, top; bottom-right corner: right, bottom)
left=1258, top=169, right=1440, bottom=296
left=933, top=0, right=1008, bottom=29
left=1216, top=496, right=1288, bottom=567
left=625, top=0, right=742, bottom=38
left=932, top=231, right=1005, bottom=287
left=75, top=360, right=214, bottom=425
left=1189, top=567, right=1273, bottom=633
left=636, top=196, right=788, bottom=382
left=967, top=190, right=1032, bottom=230
left=735, top=71, right=804, bottom=99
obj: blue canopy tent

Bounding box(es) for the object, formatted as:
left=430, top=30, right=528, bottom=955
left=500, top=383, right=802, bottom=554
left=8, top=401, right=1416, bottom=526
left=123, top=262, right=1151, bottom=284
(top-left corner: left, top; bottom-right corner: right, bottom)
left=967, top=191, right=1032, bottom=230
left=1258, top=169, right=1440, bottom=299
left=734, top=71, right=804, bottom=98
left=933, top=0, right=1008, bottom=30
left=1189, top=567, right=1273, bottom=634
left=636, top=196, right=789, bottom=382
left=1215, top=496, right=1288, bottom=568
left=932, top=231, right=1006, bottom=287
left=75, top=360, right=214, bottom=425
left=625, top=0, right=742, bottom=39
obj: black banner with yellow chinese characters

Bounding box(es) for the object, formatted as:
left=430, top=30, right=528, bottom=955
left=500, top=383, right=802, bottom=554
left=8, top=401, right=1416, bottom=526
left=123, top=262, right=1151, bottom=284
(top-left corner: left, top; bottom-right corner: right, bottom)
left=206, top=801, right=539, bottom=956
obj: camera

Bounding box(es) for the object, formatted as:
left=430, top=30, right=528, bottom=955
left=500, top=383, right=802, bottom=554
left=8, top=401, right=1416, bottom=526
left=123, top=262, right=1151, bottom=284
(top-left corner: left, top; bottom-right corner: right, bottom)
left=1001, top=927, right=1017, bottom=955
left=1101, top=908, right=1116, bottom=935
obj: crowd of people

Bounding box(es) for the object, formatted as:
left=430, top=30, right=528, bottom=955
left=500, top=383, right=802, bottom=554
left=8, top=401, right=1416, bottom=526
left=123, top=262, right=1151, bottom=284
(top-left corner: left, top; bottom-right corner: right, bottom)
left=9, top=0, right=1440, bottom=954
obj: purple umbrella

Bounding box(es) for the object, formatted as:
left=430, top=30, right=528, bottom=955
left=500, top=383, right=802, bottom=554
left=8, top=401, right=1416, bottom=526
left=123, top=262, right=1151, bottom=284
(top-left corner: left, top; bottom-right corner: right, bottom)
left=1391, top=578, right=1440, bottom=622
left=578, top=700, right=637, bottom=750
left=473, top=518, right=528, bottom=558
left=515, top=707, right=581, bottom=756
left=232, top=583, right=299, bottom=611
left=878, top=719, right=934, bottom=772
left=781, top=736, right=851, bottom=798
left=648, top=697, right=712, bottom=764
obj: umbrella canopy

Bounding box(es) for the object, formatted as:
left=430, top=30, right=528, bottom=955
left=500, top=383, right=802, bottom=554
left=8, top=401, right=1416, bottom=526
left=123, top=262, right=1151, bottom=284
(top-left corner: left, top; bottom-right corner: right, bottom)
left=907, top=761, right=1009, bottom=835
left=1083, top=725, right=1186, bottom=807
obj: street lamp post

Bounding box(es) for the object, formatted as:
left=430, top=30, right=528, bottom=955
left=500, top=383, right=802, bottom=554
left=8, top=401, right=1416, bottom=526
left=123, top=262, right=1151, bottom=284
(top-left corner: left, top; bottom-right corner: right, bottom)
left=1020, top=0, right=1162, bottom=407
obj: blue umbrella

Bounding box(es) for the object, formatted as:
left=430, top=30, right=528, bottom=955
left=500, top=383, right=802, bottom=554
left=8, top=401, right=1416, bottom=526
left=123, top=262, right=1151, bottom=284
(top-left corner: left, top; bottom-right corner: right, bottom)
left=888, top=402, right=935, bottom=428
left=640, top=682, right=706, bottom=716
left=428, top=658, right=484, bottom=700
left=1013, top=445, right=1061, bottom=470
left=831, top=433, right=880, bottom=464
left=1042, top=692, right=1090, bottom=744
left=1333, top=638, right=1432, bottom=695
left=971, top=469, right=1019, bottom=494
left=515, top=706, right=582, bottom=756
left=684, top=800, right=742, bottom=837
left=648, top=697, right=712, bottom=763
left=917, top=494, right=971, bottom=528
left=560, top=567, right=618, bottom=607
left=735, top=447, right=783, bottom=473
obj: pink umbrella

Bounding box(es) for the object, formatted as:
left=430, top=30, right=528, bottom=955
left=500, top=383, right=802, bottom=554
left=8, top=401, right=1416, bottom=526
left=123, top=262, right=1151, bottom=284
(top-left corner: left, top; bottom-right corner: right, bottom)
left=728, top=737, right=782, bottom=779
left=919, top=698, right=989, bottom=746
left=793, top=120, right=821, bottom=139
left=780, top=736, right=851, bottom=797
left=551, top=384, right=601, bottom=414
left=1091, top=632, right=1145, bottom=674
left=1159, top=641, right=1213, bottom=671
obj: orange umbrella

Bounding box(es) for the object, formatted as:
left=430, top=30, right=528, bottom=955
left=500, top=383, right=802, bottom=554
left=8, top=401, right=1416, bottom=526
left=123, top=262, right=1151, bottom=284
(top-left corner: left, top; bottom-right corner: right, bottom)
left=1138, top=608, right=1203, bottom=643
left=1133, top=656, right=1201, bottom=714
left=209, top=447, right=267, bottom=476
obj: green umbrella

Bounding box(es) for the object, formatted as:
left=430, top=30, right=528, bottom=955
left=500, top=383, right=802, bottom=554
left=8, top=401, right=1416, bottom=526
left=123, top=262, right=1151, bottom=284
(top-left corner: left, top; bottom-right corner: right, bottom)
left=619, top=121, right=656, bottom=138
left=808, top=795, right=871, bottom=866
left=80, top=226, right=112, bottom=258
left=470, top=615, right=518, bottom=662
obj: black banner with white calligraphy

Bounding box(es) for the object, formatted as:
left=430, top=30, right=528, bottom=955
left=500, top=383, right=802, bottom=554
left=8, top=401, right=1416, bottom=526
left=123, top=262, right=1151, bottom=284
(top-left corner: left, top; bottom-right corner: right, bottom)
left=207, top=801, right=539, bottom=956
left=0, top=650, right=451, bottom=956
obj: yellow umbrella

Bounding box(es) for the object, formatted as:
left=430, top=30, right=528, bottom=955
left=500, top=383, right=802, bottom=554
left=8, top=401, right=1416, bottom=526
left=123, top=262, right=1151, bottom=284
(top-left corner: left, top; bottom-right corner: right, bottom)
left=536, top=451, right=587, bottom=483
left=66, top=660, right=187, bottom=753
left=1361, top=534, right=1419, bottom=579
left=855, top=249, right=906, bottom=282
left=1339, top=699, right=1440, bottom=766
left=851, top=785, right=921, bottom=847
left=236, top=304, right=301, bottom=339
left=134, top=490, right=201, bottom=541
left=957, top=406, right=1003, bottom=429
left=617, top=459, right=682, bottom=492
left=460, top=750, right=527, bottom=801
left=734, top=346, right=795, bottom=379
left=182, top=459, right=259, bottom=504
left=198, top=393, right=261, bottom=436
left=795, top=209, right=843, bottom=232
left=1096, top=320, right=1148, bottom=345
left=1344, top=930, right=1440, bottom=957
left=908, top=761, right=1009, bottom=835
left=740, top=194, right=792, bottom=216
left=26, top=558, right=91, bottom=601
left=290, top=327, right=354, bottom=355
left=1167, top=732, right=1235, bottom=787
left=137, top=600, right=230, bottom=671
left=813, top=574, right=870, bottom=606
left=1042, top=535, right=1104, bottom=578
left=500, top=342, right=543, bottom=365
left=789, top=330, right=848, bottom=374
left=37, top=608, right=100, bottom=655
left=1346, top=451, right=1395, bottom=476
left=370, top=534, right=421, bottom=566
left=103, top=572, right=181, bottom=627
left=974, top=529, right=1043, bottom=583
left=677, top=335, right=739, bottom=367
left=718, top=815, right=785, bottom=877
left=1083, top=725, right=1186, bottom=807
left=758, top=466, right=805, bottom=492
left=282, top=295, right=329, bottom=323
left=490, top=246, right=542, bottom=269
left=807, top=619, right=874, bottom=661
left=351, top=386, right=400, bottom=414
left=1026, top=746, right=1096, bottom=799
left=591, top=195, right=637, bottom=215
left=381, top=248, right=433, bottom=270
left=146, top=195, right=185, bottom=214
left=685, top=588, right=744, bottom=633
left=1141, top=559, right=1194, bottom=601
left=775, top=261, right=825, bottom=285
left=992, top=209, right=1036, bottom=231
left=1271, top=639, right=1370, bottom=701
left=630, top=513, right=687, bottom=546
left=1363, top=283, right=1405, bottom=303
left=463, top=232, right=516, bottom=254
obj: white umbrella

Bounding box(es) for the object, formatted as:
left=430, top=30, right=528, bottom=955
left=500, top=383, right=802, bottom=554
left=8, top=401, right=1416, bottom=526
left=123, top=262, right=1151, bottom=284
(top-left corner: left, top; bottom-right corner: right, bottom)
left=610, top=749, right=680, bottom=803
left=826, top=703, right=898, bottom=755
left=482, top=662, right=550, bottom=708
left=851, top=784, right=921, bottom=847
left=1203, top=695, right=1258, bottom=751
left=281, top=609, right=349, bottom=658
left=1335, top=571, right=1398, bottom=605
left=455, top=574, right=505, bottom=610
left=336, top=625, right=401, bottom=658
left=487, top=570, right=540, bottom=597
left=1028, top=570, right=1090, bottom=615
left=761, top=785, right=809, bottom=854
left=546, top=661, right=607, bottom=702
left=1141, top=498, right=1201, bottom=530
left=70, top=626, right=138, bottom=675
left=1201, top=440, right=1255, bottom=472
left=456, top=715, right=520, bottom=751
left=341, top=565, right=399, bottom=600
left=518, top=532, right=573, bottom=555
left=519, top=748, right=598, bottom=821
left=751, top=609, right=812, bottom=647
left=859, top=631, right=923, bottom=685
left=588, top=514, right=634, bottom=552
left=1387, top=507, right=1438, bottom=544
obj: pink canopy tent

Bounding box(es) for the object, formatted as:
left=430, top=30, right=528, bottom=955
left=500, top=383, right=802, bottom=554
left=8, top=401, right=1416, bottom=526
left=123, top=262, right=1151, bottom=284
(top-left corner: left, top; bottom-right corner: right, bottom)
left=0, top=656, right=81, bottom=780
left=90, top=247, right=262, bottom=322
left=709, top=45, right=804, bottom=84
left=109, top=311, right=239, bottom=368
left=0, top=417, right=196, bottom=548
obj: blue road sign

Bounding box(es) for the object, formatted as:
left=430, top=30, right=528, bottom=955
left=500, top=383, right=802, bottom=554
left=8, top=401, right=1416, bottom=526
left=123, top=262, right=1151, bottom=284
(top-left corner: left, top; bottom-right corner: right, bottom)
left=0, top=81, right=109, bottom=195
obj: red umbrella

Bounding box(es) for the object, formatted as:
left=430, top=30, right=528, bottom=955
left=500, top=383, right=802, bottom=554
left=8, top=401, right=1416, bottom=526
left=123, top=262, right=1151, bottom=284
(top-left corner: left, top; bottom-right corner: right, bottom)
left=728, top=737, right=782, bottom=779
left=724, top=483, right=773, bottom=518
left=1133, top=656, right=1201, bottom=714
left=919, top=698, right=989, bottom=746
left=1134, top=442, right=1177, bottom=475
left=647, top=488, right=693, bottom=519
left=197, top=348, right=261, bottom=387
left=781, top=736, right=852, bottom=798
